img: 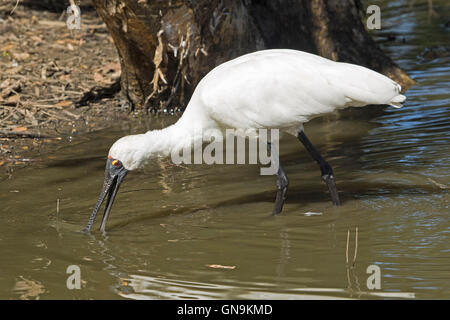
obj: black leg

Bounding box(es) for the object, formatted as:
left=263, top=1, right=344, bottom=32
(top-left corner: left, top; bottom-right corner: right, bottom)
left=297, top=131, right=340, bottom=205
left=268, top=143, right=289, bottom=215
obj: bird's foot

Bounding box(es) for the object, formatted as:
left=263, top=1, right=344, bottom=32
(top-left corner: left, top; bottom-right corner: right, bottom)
left=272, top=175, right=289, bottom=215
left=322, top=174, right=341, bottom=206
left=272, top=188, right=288, bottom=215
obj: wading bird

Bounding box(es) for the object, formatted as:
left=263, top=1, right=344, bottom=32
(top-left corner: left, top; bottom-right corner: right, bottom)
left=84, top=49, right=406, bottom=233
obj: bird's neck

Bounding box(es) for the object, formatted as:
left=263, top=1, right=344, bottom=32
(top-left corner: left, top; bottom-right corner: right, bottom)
left=110, top=94, right=221, bottom=170
left=122, top=100, right=219, bottom=169
left=143, top=120, right=204, bottom=158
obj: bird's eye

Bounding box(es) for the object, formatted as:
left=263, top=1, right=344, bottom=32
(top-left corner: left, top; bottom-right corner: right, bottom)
left=112, top=160, right=121, bottom=167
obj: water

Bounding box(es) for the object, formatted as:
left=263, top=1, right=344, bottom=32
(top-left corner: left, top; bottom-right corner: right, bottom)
left=0, top=1, right=449, bottom=299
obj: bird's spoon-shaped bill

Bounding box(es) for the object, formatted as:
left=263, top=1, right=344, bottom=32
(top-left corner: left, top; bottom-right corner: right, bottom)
left=83, top=157, right=128, bottom=233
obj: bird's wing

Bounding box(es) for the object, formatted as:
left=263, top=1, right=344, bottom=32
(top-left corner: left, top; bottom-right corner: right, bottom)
left=194, top=50, right=405, bottom=129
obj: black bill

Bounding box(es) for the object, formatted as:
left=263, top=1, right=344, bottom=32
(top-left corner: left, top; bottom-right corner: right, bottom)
left=83, top=157, right=128, bottom=233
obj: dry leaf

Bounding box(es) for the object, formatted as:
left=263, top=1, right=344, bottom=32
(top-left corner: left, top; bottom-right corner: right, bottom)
left=13, top=127, right=27, bottom=132
left=12, top=52, right=30, bottom=61
left=2, top=43, right=14, bottom=51
left=0, top=79, right=11, bottom=89
left=1, top=79, right=22, bottom=98
left=55, top=100, right=72, bottom=108
left=304, top=212, right=323, bottom=216
left=93, top=72, right=104, bottom=83
left=59, top=74, right=70, bottom=81
left=206, top=264, right=236, bottom=270
left=56, top=39, right=79, bottom=45
left=6, top=95, right=20, bottom=104
left=30, top=36, right=43, bottom=43
left=31, top=16, right=39, bottom=24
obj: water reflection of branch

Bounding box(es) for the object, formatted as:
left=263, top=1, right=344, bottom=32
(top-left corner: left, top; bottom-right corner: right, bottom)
left=157, top=158, right=173, bottom=195
left=276, top=230, right=290, bottom=278
left=345, top=226, right=360, bottom=297
left=345, top=227, right=358, bottom=267
left=353, top=227, right=358, bottom=267
left=408, top=0, right=440, bottom=18
left=427, top=0, right=439, bottom=17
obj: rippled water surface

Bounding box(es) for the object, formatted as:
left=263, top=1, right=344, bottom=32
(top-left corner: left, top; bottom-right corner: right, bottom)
left=0, top=1, right=448, bottom=299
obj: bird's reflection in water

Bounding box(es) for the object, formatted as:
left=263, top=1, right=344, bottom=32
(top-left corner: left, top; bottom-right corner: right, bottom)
left=276, top=230, right=290, bottom=279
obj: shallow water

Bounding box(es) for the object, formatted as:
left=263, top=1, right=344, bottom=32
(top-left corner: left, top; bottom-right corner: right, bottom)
left=0, top=1, right=449, bottom=299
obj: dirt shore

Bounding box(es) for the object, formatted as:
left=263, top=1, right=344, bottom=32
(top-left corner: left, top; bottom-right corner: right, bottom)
left=0, top=2, right=133, bottom=175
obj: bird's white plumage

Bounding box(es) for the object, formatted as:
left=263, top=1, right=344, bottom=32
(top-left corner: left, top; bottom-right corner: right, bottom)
left=193, top=49, right=404, bottom=130
left=109, top=49, right=406, bottom=170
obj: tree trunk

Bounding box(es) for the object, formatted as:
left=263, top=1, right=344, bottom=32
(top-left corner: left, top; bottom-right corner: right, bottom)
left=92, top=0, right=415, bottom=111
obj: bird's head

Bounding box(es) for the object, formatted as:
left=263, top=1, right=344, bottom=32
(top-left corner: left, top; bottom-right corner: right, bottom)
left=83, top=154, right=129, bottom=233
left=83, top=131, right=170, bottom=233
left=107, top=135, right=147, bottom=171
left=83, top=135, right=148, bottom=233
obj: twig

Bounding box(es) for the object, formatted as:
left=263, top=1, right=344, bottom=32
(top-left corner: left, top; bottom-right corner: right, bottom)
left=0, top=130, right=51, bottom=139
left=61, top=109, right=80, bottom=120
left=10, top=0, right=20, bottom=15
left=34, top=104, right=65, bottom=109
left=346, top=229, right=350, bottom=265
left=346, top=227, right=358, bottom=267
left=0, top=107, right=14, bottom=123
left=428, top=178, right=448, bottom=190
left=352, top=227, right=358, bottom=267
left=39, top=109, right=73, bottom=121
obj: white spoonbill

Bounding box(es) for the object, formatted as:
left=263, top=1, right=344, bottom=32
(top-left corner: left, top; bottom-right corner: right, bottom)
left=84, top=49, right=406, bottom=232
